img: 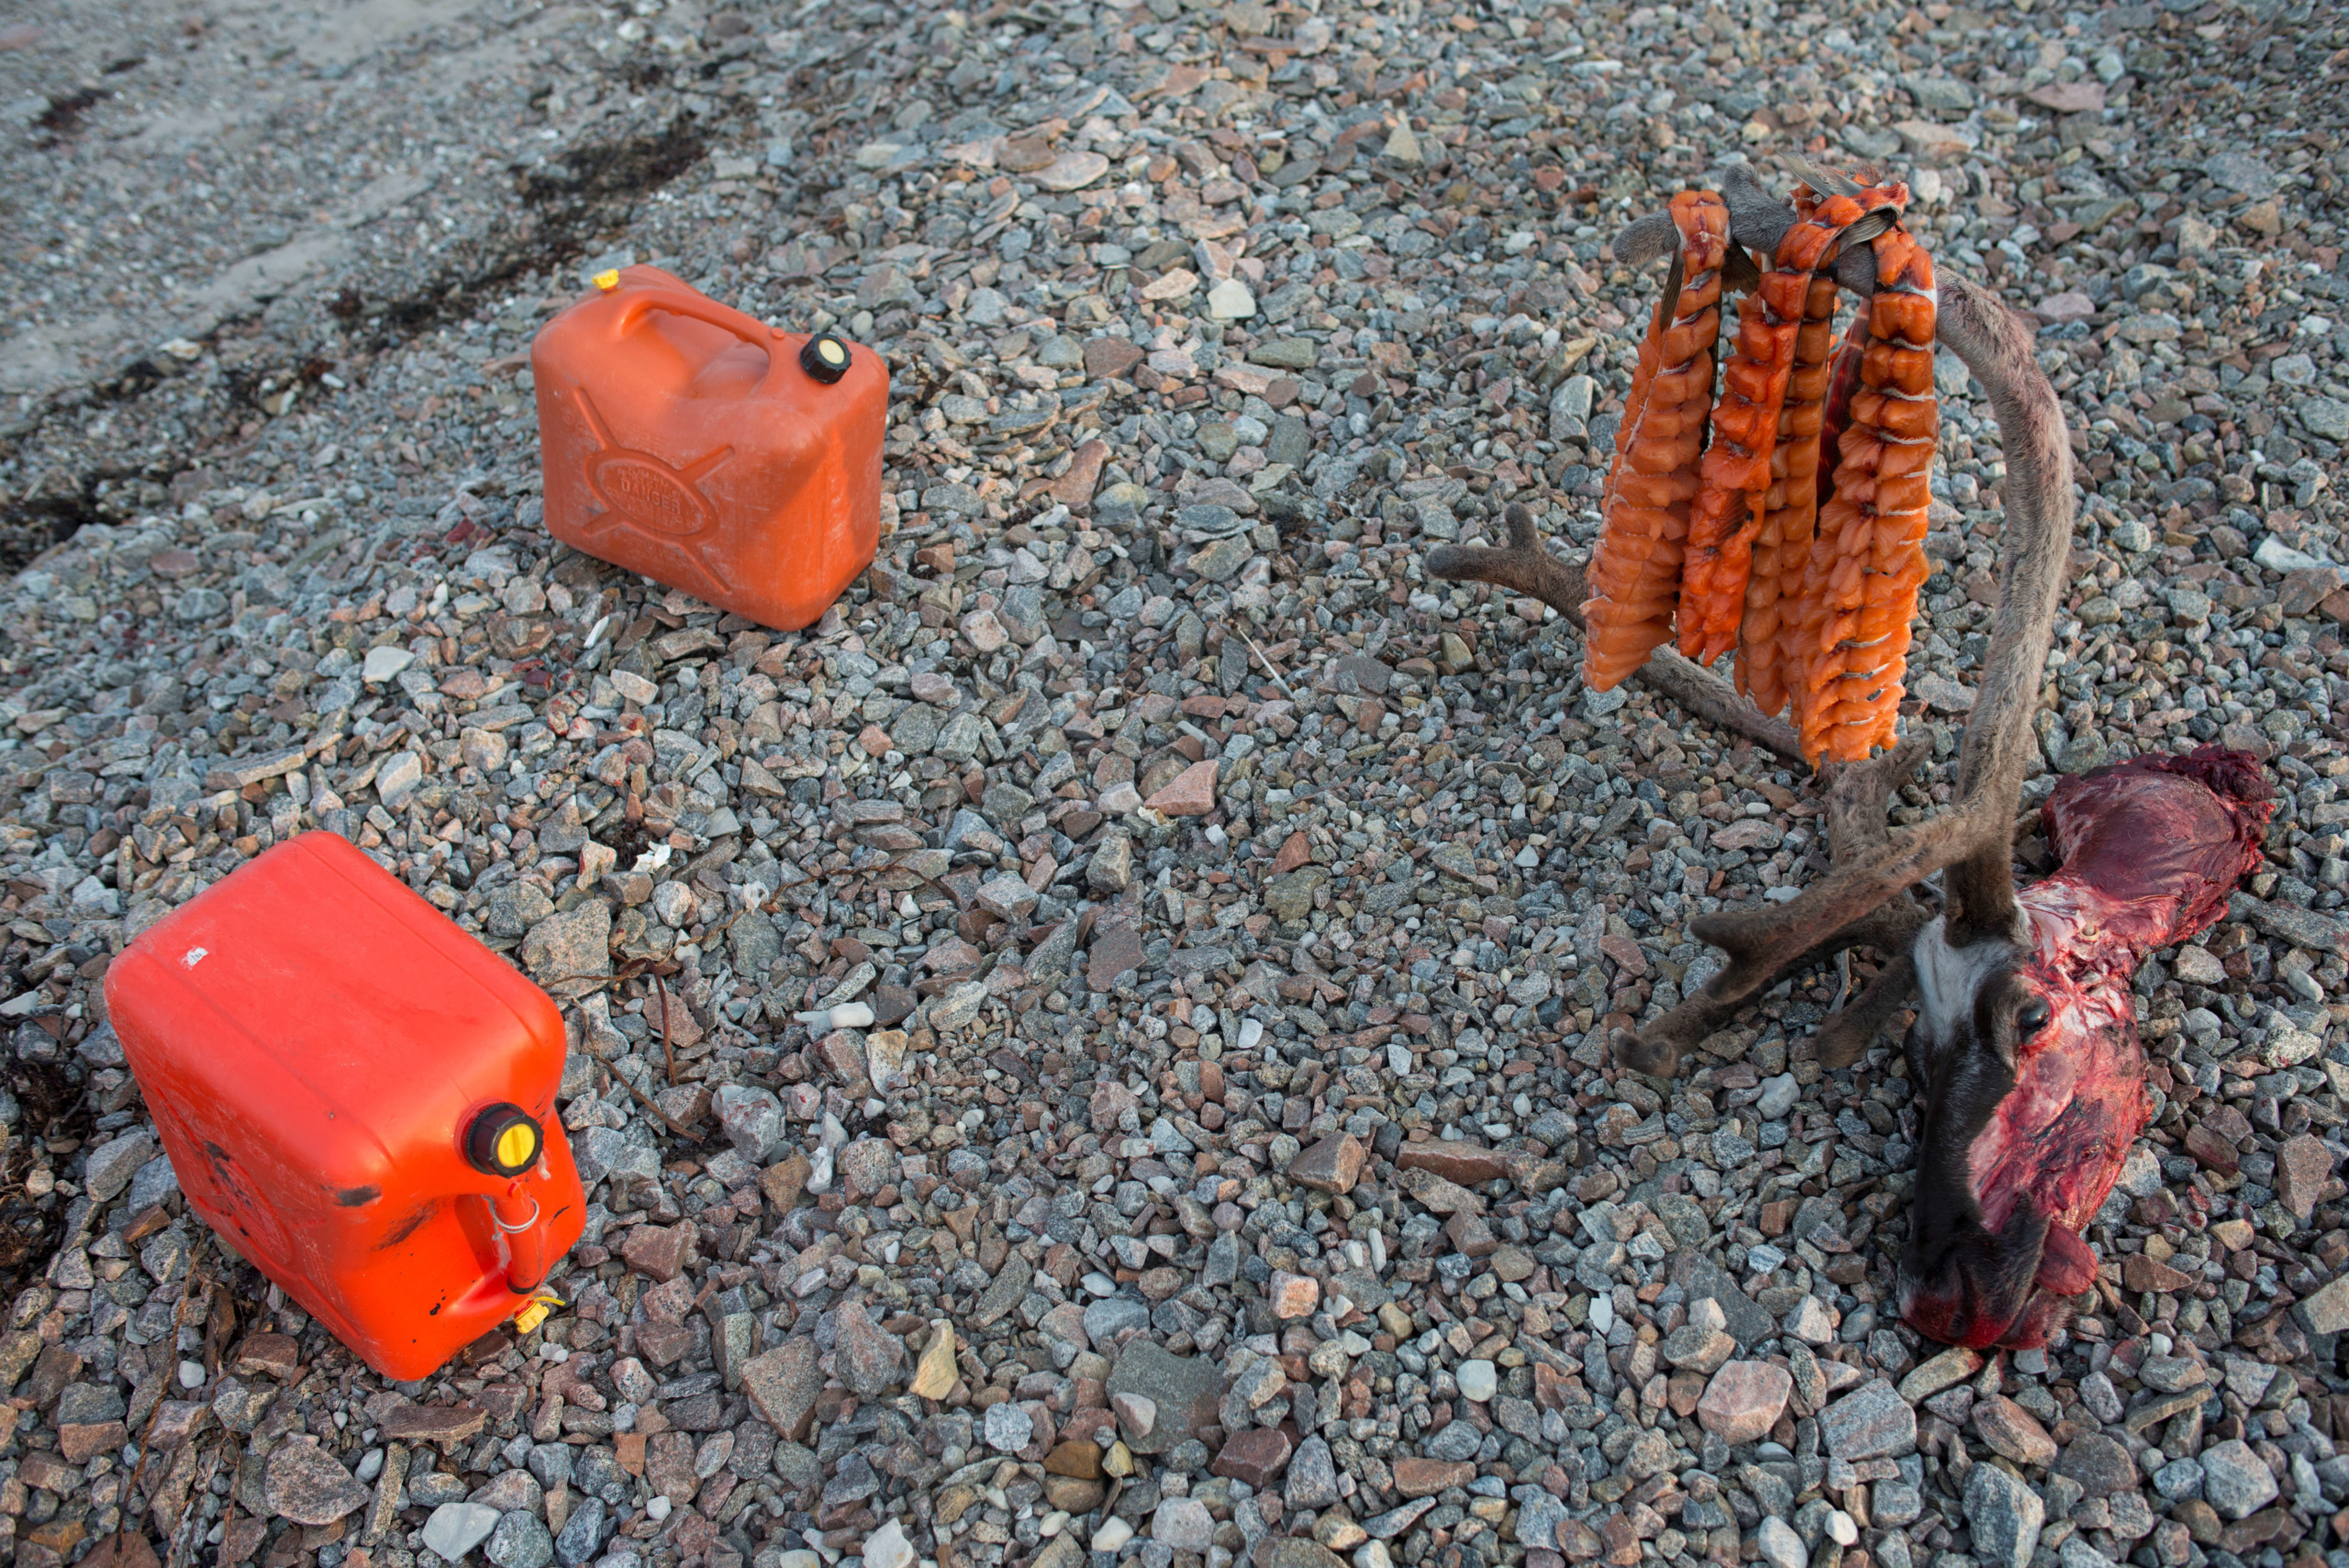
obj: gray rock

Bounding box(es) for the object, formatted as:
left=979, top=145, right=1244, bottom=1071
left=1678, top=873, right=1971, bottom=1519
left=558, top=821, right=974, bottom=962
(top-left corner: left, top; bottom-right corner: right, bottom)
left=1669, top=1249, right=1775, bottom=1348
left=1106, top=1341, right=1222, bottom=1455
left=375, top=751, right=425, bottom=807
left=1757, top=1517, right=1807, bottom=1568
left=1423, top=1419, right=1483, bottom=1462
left=830, top=1297, right=905, bottom=1397
left=2204, top=150, right=2276, bottom=197
left=82, top=1129, right=155, bottom=1204
left=2055, top=1432, right=2138, bottom=1498
left=984, top=1400, right=1033, bottom=1452
left=469, top=1470, right=540, bottom=1514
left=264, top=1440, right=370, bottom=1525
left=972, top=1253, right=1034, bottom=1329
left=1963, top=1462, right=2044, bottom=1568
left=1186, top=535, right=1254, bottom=583
left=1819, top=1379, right=1917, bottom=1460
left=1083, top=1296, right=1152, bottom=1343
left=424, top=1503, right=503, bottom=1562
left=128, top=1152, right=181, bottom=1213
left=2301, top=397, right=2349, bottom=442
left=2152, top=1458, right=2204, bottom=1501
left=1152, top=1497, right=1214, bottom=1551
left=1086, top=833, right=1134, bottom=892
left=520, top=903, right=610, bottom=990
left=1516, top=1492, right=1567, bottom=1551
left=1286, top=1435, right=1341, bottom=1508
left=1872, top=1482, right=1922, bottom=1527
left=2199, top=1438, right=2279, bottom=1519
left=2078, top=1371, right=2125, bottom=1423
left=486, top=1509, right=555, bottom=1568
left=553, top=1496, right=606, bottom=1567
left=710, top=1084, right=783, bottom=1164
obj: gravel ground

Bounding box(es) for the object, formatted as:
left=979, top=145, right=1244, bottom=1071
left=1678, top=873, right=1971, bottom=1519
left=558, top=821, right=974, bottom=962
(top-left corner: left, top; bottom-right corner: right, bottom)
left=3, top=5, right=2349, bottom=1568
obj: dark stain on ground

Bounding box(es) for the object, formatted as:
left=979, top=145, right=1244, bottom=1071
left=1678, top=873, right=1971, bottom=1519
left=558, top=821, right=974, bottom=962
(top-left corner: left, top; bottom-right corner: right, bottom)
left=363, top=118, right=710, bottom=353
left=0, top=1061, right=90, bottom=1298
left=35, top=86, right=107, bottom=141
left=4, top=112, right=725, bottom=551
left=0, top=492, right=103, bottom=575
left=337, top=1185, right=381, bottom=1207
left=605, top=817, right=652, bottom=866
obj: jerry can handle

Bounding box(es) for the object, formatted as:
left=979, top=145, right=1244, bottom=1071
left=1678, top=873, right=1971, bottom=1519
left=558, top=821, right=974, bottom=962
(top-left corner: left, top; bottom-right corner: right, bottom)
left=607, top=289, right=805, bottom=392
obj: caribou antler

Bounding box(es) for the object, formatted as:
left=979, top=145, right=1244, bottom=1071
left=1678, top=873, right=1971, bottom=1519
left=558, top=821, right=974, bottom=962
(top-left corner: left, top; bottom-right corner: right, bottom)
left=1426, top=506, right=1808, bottom=763
left=1429, top=164, right=2074, bottom=1078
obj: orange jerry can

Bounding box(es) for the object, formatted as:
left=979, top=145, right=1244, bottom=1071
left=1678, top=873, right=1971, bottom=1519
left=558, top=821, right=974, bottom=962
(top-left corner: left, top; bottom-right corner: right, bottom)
left=531, top=264, right=888, bottom=631
left=104, top=831, right=584, bottom=1380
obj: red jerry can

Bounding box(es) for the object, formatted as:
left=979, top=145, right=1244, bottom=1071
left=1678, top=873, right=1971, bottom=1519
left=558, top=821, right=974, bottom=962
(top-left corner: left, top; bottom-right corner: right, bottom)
left=531, top=264, right=888, bottom=631
left=104, top=832, right=584, bottom=1380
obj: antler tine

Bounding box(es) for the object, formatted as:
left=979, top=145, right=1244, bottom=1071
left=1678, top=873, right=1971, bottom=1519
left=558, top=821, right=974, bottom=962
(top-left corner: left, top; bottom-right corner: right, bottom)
left=1783, top=157, right=1865, bottom=199
left=1611, top=275, right=2074, bottom=1078
left=1814, top=951, right=1924, bottom=1069
left=1428, top=505, right=1809, bottom=763
left=1936, top=275, right=2076, bottom=945
left=1614, top=211, right=1684, bottom=267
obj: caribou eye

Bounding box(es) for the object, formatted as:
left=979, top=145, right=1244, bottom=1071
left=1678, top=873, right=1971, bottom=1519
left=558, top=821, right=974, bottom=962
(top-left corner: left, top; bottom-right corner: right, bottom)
left=2015, top=995, right=2052, bottom=1039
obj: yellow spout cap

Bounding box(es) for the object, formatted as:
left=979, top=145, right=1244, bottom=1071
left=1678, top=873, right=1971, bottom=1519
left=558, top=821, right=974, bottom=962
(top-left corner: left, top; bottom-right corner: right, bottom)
left=594, top=270, right=621, bottom=293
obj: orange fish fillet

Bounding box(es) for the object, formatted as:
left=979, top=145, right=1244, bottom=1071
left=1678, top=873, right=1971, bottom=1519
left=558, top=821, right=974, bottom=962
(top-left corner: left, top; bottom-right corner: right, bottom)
left=1582, top=190, right=1728, bottom=691
left=1787, top=219, right=1939, bottom=763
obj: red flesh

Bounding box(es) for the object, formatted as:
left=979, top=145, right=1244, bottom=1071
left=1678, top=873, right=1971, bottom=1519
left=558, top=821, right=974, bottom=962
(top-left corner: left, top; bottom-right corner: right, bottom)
left=1901, top=747, right=2275, bottom=1351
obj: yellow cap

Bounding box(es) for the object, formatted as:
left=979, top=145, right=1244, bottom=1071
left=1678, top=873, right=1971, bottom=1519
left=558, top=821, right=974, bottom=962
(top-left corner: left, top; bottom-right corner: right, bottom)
left=465, top=1103, right=545, bottom=1177
left=594, top=270, right=621, bottom=293
left=495, top=1120, right=540, bottom=1172
left=512, top=1292, right=564, bottom=1334
left=817, top=338, right=847, bottom=366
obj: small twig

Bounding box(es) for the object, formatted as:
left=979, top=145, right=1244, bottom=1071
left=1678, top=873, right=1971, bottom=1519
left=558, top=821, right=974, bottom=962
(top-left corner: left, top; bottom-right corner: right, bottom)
left=653, top=975, right=678, bottom=1087
left=1233, top=625, right=1298, bottom=703
left=620, top=1077, right=696, bottom=1140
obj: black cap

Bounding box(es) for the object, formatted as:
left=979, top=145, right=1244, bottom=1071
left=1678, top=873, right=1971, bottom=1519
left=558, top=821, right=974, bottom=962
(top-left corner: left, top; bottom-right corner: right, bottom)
left=464, top=1104, right=544, bottom=1178
left=799, top=334, right=852, bottom=384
